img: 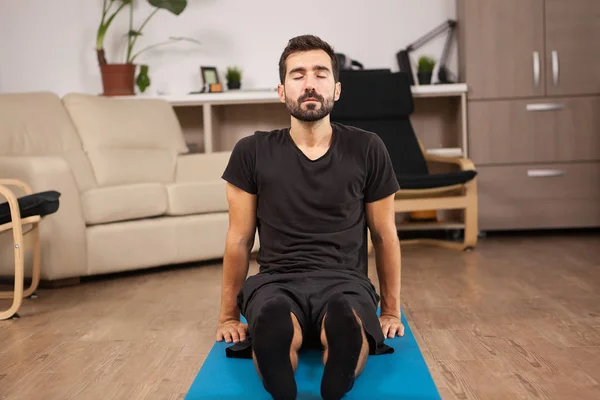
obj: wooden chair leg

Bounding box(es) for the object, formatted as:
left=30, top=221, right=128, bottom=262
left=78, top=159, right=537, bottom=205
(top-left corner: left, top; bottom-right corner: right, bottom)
left=0, top=213, right=25, bottom=321
left=462, top=178, right=478, bottom=250
left=23, top=222, right=41, bottom=297
left=0, top=223, right=40, bottom=300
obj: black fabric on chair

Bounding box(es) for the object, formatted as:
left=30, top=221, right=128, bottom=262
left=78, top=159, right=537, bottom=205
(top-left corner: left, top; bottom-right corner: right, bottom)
left=331, top=70, right=476, bottom=188
left=0, top=190, right=61, bottom=225
left=395, top=170, right=477, bottom=189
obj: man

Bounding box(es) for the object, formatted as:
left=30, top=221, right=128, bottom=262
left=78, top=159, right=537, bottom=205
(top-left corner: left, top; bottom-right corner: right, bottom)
left=216, top=34, right=403, bottom=400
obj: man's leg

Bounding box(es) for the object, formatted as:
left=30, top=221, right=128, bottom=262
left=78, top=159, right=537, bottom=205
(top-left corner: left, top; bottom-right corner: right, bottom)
left=250, top=296, right=303, bottom=400
left=319, top=292, right=369, bottom=400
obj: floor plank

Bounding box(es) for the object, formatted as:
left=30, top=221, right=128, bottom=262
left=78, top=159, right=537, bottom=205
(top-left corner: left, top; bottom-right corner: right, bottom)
left=1, top=231, right=600, bottom=399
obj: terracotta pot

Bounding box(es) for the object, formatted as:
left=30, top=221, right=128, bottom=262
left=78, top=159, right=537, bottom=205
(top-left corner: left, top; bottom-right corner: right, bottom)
left=100, top=63, right=135, bottom=96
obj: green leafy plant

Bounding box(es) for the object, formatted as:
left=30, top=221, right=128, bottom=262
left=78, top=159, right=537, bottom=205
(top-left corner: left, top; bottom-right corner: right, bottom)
left=96, top=0, right=189, bottom=65
left=226, top=66, right=242, bottom=83
left=96, top=0, right=131, bottom=65
left=417, top=56, right=436, bottom=73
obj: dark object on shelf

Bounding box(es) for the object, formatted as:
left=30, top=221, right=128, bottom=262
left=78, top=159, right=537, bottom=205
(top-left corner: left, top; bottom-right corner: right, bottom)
left=336, top=53, right=364, bottom=70
left=396, top=19, right=457, bottom=85
left=418, top=71, right=432, bottom=85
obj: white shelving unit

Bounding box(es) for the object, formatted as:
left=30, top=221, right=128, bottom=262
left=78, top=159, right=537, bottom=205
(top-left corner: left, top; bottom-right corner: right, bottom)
left=134, top=83, right=468, bottom=105
left=125, top=83, right=468, bottom=157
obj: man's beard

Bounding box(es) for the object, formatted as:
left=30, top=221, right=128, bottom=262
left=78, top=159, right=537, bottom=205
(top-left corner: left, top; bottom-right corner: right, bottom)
left=285, top=89, right=335, bottom=122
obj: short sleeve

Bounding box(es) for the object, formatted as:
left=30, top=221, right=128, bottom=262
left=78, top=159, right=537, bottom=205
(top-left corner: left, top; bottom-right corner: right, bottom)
left=221, top=135, right=257, bottom=195
left=364, top=135, right=400, bottom=202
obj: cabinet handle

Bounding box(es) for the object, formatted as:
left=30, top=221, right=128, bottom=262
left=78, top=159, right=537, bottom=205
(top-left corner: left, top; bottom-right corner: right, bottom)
left=527, top=169, right=566, bottom=178
left=532, top=51, right=540, bottom=87
left=526, top=103, right=564, bottom=111
left=552, top=50, right=559, bottom=86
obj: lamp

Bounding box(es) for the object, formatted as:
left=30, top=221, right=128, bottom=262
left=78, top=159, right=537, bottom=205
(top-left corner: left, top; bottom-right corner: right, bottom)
left=396, top=19, right=457, bottom=85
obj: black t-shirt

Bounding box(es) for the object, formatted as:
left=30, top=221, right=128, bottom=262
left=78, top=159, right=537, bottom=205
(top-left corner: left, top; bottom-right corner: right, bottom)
left=221, top=122, right=399, bottom=278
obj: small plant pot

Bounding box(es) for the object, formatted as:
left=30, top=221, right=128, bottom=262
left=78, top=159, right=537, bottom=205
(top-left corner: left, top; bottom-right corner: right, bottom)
left=227, top=81, right=241, bottom=90
left=100, top=63, right=135, bottom=96
left=417, top=71, right=432, bottom=85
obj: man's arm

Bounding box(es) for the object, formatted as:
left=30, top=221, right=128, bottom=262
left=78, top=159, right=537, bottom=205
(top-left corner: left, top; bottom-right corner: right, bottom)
left=365, top=193, right=403, bottom=335
left=217, top=182, right=257, bottom=343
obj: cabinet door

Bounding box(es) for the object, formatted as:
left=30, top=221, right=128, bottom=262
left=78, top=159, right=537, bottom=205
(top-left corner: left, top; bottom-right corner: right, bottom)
left=477, top=162, right=600, bottom=230
left=545, top=0, right=600, bottom=96
left=468, top=96, right=600, bottom=165
left=458, top=0, right=545, bottom=100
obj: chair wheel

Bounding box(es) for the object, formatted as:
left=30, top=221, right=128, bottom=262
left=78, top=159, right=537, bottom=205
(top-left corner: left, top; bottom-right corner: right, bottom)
left=29, top=293, right=38, bottom=299
left=11, top=312, right=20, bottom=319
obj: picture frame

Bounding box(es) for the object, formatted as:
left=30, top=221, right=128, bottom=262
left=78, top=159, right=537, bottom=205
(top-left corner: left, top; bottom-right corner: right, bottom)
left=200, top=66, right=222, bottom=92
left=201, top=66, right=219, bottom=86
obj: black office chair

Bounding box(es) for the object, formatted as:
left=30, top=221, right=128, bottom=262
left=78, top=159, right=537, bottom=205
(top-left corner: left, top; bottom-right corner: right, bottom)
left=331, top=70, right=478, bottom=250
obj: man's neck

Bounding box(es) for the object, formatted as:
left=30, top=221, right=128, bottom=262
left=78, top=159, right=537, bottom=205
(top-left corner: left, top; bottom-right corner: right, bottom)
left=289, top=117, right=332, bottom=149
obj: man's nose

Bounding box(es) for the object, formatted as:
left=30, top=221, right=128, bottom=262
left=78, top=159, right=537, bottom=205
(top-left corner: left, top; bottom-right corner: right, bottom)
left=304, top=85, right=315, bottom=93
left=304, top=75, right=317, bottom=91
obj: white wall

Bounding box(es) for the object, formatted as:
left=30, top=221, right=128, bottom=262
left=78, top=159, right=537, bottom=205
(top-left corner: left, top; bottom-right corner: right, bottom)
left=0, top=0, right=457, bottom=96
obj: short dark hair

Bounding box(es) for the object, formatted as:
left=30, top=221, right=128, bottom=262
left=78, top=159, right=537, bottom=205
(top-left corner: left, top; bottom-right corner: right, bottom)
left=278, top=35, right=339, bottom=84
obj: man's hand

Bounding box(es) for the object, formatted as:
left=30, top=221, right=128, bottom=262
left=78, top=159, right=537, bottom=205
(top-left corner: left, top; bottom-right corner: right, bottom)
left=379, top=314, right=404, bottom=338
left=216, top=319, right=248, bottom=343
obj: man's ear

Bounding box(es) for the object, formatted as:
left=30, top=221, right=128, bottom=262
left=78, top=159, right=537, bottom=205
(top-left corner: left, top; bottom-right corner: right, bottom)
left=277, top=84, right=286, bottom=103
left=334, top=81, right=341, bottom=101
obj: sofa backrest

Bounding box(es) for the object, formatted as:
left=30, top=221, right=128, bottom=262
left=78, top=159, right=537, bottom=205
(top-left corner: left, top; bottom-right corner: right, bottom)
left=175, top=151, right=233, bottom=182
left=0, top=92, right=98, bottom=192
left=62, top=93, right=189, bottom=187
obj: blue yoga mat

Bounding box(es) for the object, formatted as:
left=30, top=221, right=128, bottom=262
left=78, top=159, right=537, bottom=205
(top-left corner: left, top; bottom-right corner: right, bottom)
left=186, top=310, right=440, bottom=399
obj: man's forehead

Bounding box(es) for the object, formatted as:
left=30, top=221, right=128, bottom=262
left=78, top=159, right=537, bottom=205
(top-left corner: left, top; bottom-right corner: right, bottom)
left=287, top=50, right=331, bottom=69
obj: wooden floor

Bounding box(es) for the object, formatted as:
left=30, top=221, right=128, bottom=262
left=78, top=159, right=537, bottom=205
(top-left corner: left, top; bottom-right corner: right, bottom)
left=1, top=231, right=600, bottom=399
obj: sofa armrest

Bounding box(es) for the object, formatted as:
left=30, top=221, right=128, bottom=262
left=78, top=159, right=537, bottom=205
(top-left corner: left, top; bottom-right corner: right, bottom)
left=175, top=152, right=232, bottom=183
left=0, top=156, right=87, bottom=280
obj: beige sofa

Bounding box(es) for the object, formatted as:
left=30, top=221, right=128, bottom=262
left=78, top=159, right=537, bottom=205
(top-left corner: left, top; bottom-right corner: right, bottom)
left=0, top=92, right=252, bottom=282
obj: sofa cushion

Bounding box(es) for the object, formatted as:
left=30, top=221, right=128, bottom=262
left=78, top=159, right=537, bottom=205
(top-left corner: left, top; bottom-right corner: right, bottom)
left=175, top=152, right=232, bottom=182
left=81, top=183, right=167, bottom=225
left=62, top=93, right=189, bottom=187
left=166, top=181, right=228, bottom=216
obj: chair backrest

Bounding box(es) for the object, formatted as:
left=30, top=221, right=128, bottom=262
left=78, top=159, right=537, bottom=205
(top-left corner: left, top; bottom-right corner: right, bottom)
left=331, top=70, right=429, bottom=176
left=0, top=92, right=98, bottom=192
left=62, top=93, right=189, bottom=187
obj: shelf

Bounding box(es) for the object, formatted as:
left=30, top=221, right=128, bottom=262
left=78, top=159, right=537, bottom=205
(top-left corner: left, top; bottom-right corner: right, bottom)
left=426, top=147, right=463, bottom=157
left=120, top=83, right=468, bottom=107
left=117, top=83, right=469, bottom=155
left=164, top=90, right=281, bottom=106
left=411, top=83, right=468, bottom=97
left=396, top=220, right=465, bottom=231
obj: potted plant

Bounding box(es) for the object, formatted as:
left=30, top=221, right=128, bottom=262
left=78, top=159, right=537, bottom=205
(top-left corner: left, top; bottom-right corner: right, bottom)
left=417, top=56, right=436, bottom=85
left=225, top=66, right=242, bottom=90
left=96, top=0, right=188, bottom=96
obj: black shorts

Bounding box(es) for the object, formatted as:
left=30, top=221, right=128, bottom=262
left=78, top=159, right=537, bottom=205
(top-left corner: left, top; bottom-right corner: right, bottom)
left=226, top=269, right=394, bottom=359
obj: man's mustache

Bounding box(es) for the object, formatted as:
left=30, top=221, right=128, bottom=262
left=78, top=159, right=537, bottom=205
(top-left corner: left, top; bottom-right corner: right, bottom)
left=298, top=91, right=324, bottom=103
